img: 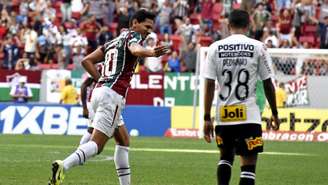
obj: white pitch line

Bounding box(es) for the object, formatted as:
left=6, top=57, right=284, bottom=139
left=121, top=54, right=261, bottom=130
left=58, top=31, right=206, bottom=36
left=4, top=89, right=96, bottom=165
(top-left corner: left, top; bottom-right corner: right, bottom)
left=0, top=144, right=314, bottom=156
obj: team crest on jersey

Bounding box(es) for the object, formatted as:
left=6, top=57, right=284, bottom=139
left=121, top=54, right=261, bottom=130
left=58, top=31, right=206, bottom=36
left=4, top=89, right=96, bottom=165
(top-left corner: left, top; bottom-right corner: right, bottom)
left=219, top=104, right=247, bottom=122
left=216, top=135, right=223, bottom=146
left=245, top=137, right=263, bottom=150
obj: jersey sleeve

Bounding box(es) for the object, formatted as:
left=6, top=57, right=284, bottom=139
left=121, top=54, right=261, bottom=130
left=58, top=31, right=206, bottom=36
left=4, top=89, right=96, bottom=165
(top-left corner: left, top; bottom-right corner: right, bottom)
left=258, top=44, right=274, bottom=80
left=202, top=44, right=217, bottom=80
left=127, top=32, right=143, bottom=47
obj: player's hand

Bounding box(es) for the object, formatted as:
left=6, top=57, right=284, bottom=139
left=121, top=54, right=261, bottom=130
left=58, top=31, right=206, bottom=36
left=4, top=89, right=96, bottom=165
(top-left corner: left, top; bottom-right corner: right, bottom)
left=271, top=115, right=280, bottom=131
left=203, top=120, right=214, bottom=143
left=82, top=107, right=89, bottom=119
left=152, top=45, right=170, bottom=57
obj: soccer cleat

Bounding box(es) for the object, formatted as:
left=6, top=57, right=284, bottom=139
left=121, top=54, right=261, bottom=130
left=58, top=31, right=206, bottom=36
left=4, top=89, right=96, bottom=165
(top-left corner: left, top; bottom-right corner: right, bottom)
left=48, top=160, right=64, bottom=185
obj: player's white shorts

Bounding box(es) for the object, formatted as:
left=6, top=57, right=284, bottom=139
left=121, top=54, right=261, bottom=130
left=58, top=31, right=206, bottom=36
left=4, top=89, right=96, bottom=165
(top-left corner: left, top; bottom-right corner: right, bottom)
left=90, top=86, right=126, bottom=138
left=87, top=101, right=125, bottom=128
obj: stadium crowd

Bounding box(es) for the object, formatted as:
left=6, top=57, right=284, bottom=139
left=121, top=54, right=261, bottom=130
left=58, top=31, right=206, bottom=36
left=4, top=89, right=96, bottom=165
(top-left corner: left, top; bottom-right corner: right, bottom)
left=0, top=0, right=327, bottom=74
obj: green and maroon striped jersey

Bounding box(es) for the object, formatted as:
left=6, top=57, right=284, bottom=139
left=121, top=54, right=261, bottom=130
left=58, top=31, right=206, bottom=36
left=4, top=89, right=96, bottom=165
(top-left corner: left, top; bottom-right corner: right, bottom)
left=98, top=30, right=143, bottom=97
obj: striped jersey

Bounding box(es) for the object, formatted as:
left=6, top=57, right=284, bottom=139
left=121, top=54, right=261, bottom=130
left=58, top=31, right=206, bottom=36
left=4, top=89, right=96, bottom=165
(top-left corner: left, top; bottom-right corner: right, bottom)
left=98, top=30, right=143, bottom=97
left=203, top=34, right=274, bottom=125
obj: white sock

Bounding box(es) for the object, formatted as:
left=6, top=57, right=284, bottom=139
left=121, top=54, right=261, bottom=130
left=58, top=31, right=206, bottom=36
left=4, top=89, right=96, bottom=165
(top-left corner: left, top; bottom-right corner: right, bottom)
left=63, top=141, right=98, bottom=171
left=79, top=131, right=92, bottom=145
left=114, top=145, right=130, bottom=185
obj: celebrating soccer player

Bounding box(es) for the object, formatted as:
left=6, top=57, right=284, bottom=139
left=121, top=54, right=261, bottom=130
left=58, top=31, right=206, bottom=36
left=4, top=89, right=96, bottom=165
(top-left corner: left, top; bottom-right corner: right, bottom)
left=49, top=9, right=169, bottom=185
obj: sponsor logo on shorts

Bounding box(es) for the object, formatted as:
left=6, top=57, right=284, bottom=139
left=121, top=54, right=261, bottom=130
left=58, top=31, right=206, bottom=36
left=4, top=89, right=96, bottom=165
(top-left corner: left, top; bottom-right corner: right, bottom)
left=245, top=137, right=263, bottom=150
left=216, top=135, right=223, bottom=145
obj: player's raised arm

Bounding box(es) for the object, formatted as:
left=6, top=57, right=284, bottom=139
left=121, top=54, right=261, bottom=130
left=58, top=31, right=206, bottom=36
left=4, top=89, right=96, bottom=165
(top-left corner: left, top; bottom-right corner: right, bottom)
left=81, top=47, right=104, bottom=81
left=128, top=43, right=169, bottom=57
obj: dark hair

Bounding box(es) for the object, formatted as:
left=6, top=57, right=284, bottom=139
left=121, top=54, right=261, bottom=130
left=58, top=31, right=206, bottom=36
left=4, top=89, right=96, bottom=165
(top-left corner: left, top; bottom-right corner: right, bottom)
left=228, top=9, right=250, bottom=29
left=129, top=9, right=156, bottom=27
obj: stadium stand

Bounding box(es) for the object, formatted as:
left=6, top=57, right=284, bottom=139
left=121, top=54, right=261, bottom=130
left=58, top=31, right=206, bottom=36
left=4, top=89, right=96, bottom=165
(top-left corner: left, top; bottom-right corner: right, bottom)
left=0, top=0, right=327, bottom=73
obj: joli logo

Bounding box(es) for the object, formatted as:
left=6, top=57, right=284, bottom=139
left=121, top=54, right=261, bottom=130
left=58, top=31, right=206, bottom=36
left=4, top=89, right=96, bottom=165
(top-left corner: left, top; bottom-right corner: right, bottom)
left=220, top=105, right=247, bottom=122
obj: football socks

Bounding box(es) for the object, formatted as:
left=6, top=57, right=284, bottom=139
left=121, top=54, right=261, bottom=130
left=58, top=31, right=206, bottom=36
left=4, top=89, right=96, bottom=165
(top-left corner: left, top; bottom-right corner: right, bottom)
left=239, top=165, right=256, bottom=185
left=114, top=145, right=131, bottom=185
left=63, top=141, right=98, bottom=171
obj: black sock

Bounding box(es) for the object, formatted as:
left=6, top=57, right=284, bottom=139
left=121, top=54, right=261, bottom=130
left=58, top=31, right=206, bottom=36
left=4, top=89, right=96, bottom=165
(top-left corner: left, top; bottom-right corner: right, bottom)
left=239, top=165, right=256, bottom=185
left=217, top=159, right=233, bottom=185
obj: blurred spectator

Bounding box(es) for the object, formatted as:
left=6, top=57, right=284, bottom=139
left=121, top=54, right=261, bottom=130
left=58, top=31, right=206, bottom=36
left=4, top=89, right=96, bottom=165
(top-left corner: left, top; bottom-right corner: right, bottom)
left=157, top=0, right=173, bottom=34
left=212, top=0, right=224, bottom=23
left=1, top=35, right=19, bottom=69
left=293, top=1, right=318, bottom=39
left=200, top=0, right=214, bottom=29
left=55, top=44, right=66, bottom=69
left=275, top=82, right=287, bottom=108
left=85, top=0, right=104, bottom=25
left=240, top=0, right=256, bottom=14
left=102, top=0, right=116, bottom=26
left=167, top=50, right=181, bottom=72
left=10, top=77, right=33, bottom=103
left=37, top=33, right=53, bottom=64
left=18, top=0, right=29, bottom=25
left=262, top=27, right=279, bottom=48
left=280, top=39, right=291, bottom=48
left=15, top=58, right=30, bottom=70
left=71, top=0, right=87, bottom=21
left=276, top=9, right=295, bottom=45
left=22, top=24, right=38, bottom=67
left=60, top=78, right=78, bottom=104
left=180, top=41, right=197, bottom=72
left=116, top=6, right=129, bottom=35
left=276, top=0, right=292, bottom=10
left=61, top=0, right=72, bottom=23
left=320, top=16, right=328, bottom=48
left=70, top=29, right=88, bottom=70
left=144, top=37, right=163, bottom=72
left=173, top=0, right=189, bottom=22
left=160, top=33, right=173, bottom=52
left=97, top=26, right=113, bottom=46
left=175, top=17, right=194, bottom=44
left=252, top=2, right=271, bottom=40
left=80, top=15, right=100, bottom=53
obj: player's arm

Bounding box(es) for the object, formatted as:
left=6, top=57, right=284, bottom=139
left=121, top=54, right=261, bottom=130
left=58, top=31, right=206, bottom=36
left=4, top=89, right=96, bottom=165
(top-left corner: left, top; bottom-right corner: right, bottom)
left=81, top=47, right=104, bottom=81
left=259, top=45, right=280, bottom=130
left=204, top=78, right=215, bottom=143
left=128, top=42, right=169, bottom=58
left=80, top=77, right=94, bottom=118
left=263, top=78, right=280, bottom=130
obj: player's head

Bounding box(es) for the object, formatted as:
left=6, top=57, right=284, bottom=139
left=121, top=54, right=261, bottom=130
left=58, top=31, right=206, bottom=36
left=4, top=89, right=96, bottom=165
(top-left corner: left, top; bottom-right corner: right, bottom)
left=129, top=9, right=156, bottom=39
left=228, top=9, right=250, bottom=31
left=65, top=78, right=72, bottom=85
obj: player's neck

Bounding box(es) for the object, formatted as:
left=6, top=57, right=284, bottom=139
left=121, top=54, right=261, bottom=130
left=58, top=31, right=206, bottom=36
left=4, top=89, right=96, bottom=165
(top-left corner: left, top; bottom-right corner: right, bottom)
left=230, top=29, right=247, bottom=35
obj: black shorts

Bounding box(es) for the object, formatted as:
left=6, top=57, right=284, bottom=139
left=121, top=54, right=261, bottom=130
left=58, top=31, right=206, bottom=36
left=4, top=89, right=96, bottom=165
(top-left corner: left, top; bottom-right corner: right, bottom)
left=215, top=124, right=263, bottom=156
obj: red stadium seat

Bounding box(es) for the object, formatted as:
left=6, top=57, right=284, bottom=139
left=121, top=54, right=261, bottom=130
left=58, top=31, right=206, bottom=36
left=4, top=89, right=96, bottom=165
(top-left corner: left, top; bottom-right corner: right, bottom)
left=199, top=36, right=213, bottom=46
left=108, top=22, right=118, bottom=34
left=170, top=35, right=182, bottom=51
left=299, top=36, right=315, bottom=45
left=304, top=25, right=317, bottom=33
left=190, top=13, right=200, bottom=25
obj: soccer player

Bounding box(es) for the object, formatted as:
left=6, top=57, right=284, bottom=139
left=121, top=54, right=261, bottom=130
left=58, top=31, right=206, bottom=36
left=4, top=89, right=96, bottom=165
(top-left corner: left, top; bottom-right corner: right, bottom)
left=203, top=9, right=280, bottom=185
left=49, top=9, right=169, bottom=185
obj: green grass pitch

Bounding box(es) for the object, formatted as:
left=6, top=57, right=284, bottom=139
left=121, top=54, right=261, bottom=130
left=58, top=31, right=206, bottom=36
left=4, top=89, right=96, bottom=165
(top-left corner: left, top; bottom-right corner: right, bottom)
left=0, top=134, right=327, bottom=185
